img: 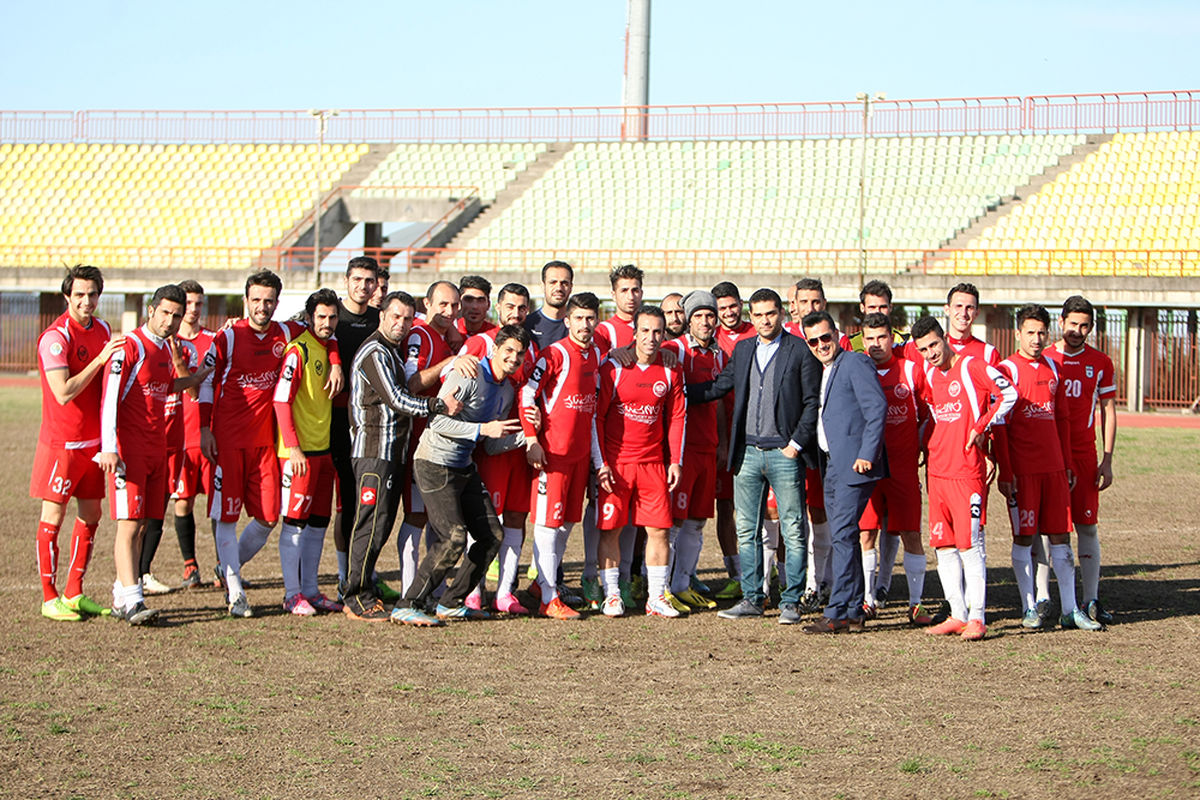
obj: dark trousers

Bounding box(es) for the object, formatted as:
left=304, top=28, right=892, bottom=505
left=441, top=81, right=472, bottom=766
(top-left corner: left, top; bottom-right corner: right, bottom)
left=344, top=457, right=403, bottom=615
left=330, top=407, right=355, bottom=555
left=401, top=459, right=501, bottom=610
left=823, top=476, right=878, bottom=620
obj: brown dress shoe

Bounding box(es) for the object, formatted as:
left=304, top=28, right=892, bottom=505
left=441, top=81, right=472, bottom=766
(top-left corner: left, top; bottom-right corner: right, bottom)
left=803, top=616, right=848, bottom=634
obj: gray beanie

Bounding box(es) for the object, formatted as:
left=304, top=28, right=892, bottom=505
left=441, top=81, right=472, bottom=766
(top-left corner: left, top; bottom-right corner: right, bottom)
left=683, top=289, right=718, bottom=320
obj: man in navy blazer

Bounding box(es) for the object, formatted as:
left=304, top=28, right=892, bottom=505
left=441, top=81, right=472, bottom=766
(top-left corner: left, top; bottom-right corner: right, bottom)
left=687, top=288, right=821, bottom=623
left=800, top=310, right=888, bottom=633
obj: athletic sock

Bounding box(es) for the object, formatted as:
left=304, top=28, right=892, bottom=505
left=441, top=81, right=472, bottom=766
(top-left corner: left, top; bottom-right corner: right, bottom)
left=810, top=519, right=832, bottom=589
left=237, top=519, right=274, bottom=566
left=300, top=524, right=327, bottom=598
left=671, top=520, right=703, bottom=594
left=724, top=554, right=741, bottom=581
left=64, top=519, right=98, bottom=599
left=877, top=533, right=901, bottom=594
left=960, top=545, right=987, bottom=623
left=861, top=547, right=878, bottom=607
left=531, top=525, right=559, bottom=603
left=279, top=523, right=303, bottom=601
left=935, top=548, right=967, bottom=622
left=581, top=501, right=599, bottom=581
left=1075, top=524, right=1101, bottom=604
left=555, top=525, right=571, bottom=586
left=175, top=512, right=197, bottom=563
left=1010, top=543, right=1036, bottom=612
left=336, top=549, right=348, bottom=585
left=761, top=520, right=780, bottom=595
left=602, top=566, right=620, bottom=599
left=213, top=521, right=244, bottom=598
left=1032, top=534, right=1052, bottom=603
left=123, top=581, right=144, bottom=611
left=139, top=517, right=164, bottom=577
left=618, top=525, right=635, bottom=582
left=903, top=551, right=926, bottom=607
left=36, top=520, right=62, bottom=601
left=667, top=525, right=680, bottom=578
left=397, top=522, right=422, bottom=594
left=647, top=564, right=668, bottom=599
left=1050, top=542, right=1079, bottom=614
left=497, top=526, right=523, bottom=597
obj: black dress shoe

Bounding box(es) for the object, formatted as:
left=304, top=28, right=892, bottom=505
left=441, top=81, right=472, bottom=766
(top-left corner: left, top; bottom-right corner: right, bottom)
left=803, top=616, right=848, bottom=634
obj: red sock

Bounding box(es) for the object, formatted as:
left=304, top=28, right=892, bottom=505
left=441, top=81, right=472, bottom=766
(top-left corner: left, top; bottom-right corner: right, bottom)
left=64, top=520, right=98, bottom=598
left=36, top=521, right=62, bottom=602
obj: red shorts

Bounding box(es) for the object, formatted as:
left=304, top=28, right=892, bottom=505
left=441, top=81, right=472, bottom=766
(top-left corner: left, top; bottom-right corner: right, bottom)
left=531, top=456, right=590, bottom=528
left=714, top=466, right=734, bottom=501
left=280, top=453, right=335, bottom=523
left=928, top=476, right=987, bottom=550
left=169, top=446, right=212, bottom=501
left=208, top=445, right=281, bottom=523
left=672, top=453, right=717, bottom=521
left=1068, top=453, right=1100, bottom=527
left=598, top=461, right=673, bottom=530
left=1008, top=470, right=1072, bottom=537
left=859, top=471, right=922, bottom=532
left=805, top=467, right=825, bottom=510
left=29, top=442, right=105, bottom=503
left=108, top=450, right=169, bottom=521
left=478, top=448, right=533, bottom=516
left=766, top=486, right=777, bottom=512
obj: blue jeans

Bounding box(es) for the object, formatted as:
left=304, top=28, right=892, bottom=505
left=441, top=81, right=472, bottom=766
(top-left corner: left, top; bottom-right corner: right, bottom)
left=732, top=446, right=809, bottom=606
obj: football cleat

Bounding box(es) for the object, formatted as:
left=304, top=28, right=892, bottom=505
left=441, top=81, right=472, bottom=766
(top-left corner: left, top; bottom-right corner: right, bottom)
left=342, top=600, right=389, bottom=622
left=875, top=585, right=890, bottom=608
left=525, top=562, right=539, bottom=581
left=227, top=594, right=253, bottom=619
left=1035, top=598, right=1054, bottom=626
left=925, top=617, right=968, bottom=636
left=663, top=591, right=691, bottom=614
left=601, top=594, right=625, bottom=617
left=618, top=579, right=636, bottom=610
left=485, top=557, right=500, bottom=582
left=1086, top=599, right=1114, bottom=626
left=630, top=576, right=648, bottom=603
left=63, top=594, right=112, bottom=617
left=1021, top=608, right=1046, bottom=629
left=283, top=595, right=316, bottom=617
left=580, top=577, right=604, bottom=610
left=557, top=583, right=584, bottom=609
left=390, top=606, right=444, bottom=627
left=960, top=619, right=987, bottom=641
left=41, top=597, right=82, bottom=622
left=493, top=593, right=530, bottom=615
left=526, top=580, right=542, bottom=605
left=125, top=602, right=161, bottom=626
left=676, top=588, right=716, bottom=609
left=436, top=604, right=492, bottom=621
left=861, top=602, right=878, bottom=621
left=181, top=562, right=202, bottom=589
left=540, top=597, right=581, bottom=621
left=713, top=579, right=743, bottom=600
left=141, top=573, right=174, bottom=596
left=465, top=589, right=484, bottom=611
left=1061, top=608, right=1104, bottom=632
left=374, top=578, right=402, bottom=604
left=907, top=603, right=934, bottom=626
left=305, top=593, right=343, bottom=613
left=645, top=594, right=681, bottom=618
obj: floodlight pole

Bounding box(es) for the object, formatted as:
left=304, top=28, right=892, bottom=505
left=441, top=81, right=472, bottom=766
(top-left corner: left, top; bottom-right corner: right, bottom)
left=856, top=92, right=885, bottom=289
left=309, top=109, right=339, bottom=288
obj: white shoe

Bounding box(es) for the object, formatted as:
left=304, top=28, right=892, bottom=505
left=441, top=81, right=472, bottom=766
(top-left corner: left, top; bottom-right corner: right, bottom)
left=601, top=594, right=625, bottom=617
left=142, top=573, right=174, bottom=595
left=645, top=593, right=681, bottom=618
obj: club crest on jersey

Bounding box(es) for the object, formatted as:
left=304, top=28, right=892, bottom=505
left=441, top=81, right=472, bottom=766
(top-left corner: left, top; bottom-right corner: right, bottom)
left=947, top=380, right=961, bottom=397
left=272, top=341, right=285, bottom=358
left=315, top=360, right=324, bottom=375
left=77, top=345, right=89, bottom=361
left=893, top=383, right=910, bottom=399
left=359, top=487, right=377, bottom=506
left=1085, top=366, right=1094, bottom=378
left=652, top=380, right=668, bottom=398
left=1048, top=378, right=1058, bottom=394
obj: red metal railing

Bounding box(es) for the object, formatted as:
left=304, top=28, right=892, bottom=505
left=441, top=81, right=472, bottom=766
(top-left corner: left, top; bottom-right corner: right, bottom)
left=2, top=91, right=1196, bottom=143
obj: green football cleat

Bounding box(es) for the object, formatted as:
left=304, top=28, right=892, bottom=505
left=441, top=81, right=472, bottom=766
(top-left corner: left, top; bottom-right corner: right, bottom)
left=41, top=597, right=82, bottom=622
left=619, top=578, right=636, bottom=611
left=525, top=562, right=539, bottom=581
left=714, top=578, right=743, bottom=600
left=62, top=594, right=112, bottom=616
left=374, top=578, right=401, bottom=603
left=580, top=576, right=603, bottom=610
left=485, top=557, right=500, bottom=582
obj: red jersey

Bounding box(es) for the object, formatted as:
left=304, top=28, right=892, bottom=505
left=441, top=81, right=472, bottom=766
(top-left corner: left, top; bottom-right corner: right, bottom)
left=662, top=335, right=725, bottom=454
left=920, top=355, right=1017, bottom=481
left=456, top=317, right=498, bottom=338
left=905, top=333, right=999, bottom=366
left=996, top=353, right=1071, bottom=479
left=716, top=320, right=755, bottom=358
left=405, top=320, right=455, bottom=397
left=593, top=314, right=635, bottom=356
left=200, top=319, right=308, bottom=449
left=520, top=336, right=601, bottom=462
left=101, top=326, right=175, bottom=458
left=457, top=329, right=538, bottom=387
left=1046, top=343, right=1116, bottom=459
left=37, top=311, right=113, bottom=449
left=873, top=355, right=928, bottom=470
left=593, top=354, right=686, bottom=467
left=783, top=321, right=803, bottom=338
left=177, top=328, right=214, bottom=450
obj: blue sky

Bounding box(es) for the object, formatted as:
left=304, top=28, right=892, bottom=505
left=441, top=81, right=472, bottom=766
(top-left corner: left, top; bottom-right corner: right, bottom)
left=3, top=1, right=1195, bottom=110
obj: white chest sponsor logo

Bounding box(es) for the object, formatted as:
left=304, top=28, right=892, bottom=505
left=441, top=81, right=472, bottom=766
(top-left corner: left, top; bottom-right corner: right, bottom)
left=933, top=400, right=962, bottom=421
left=563, top=394, right=596, bottom=414
left=618, top=402, right=661, bottom=425
left=238, top=369, right=281, bottom=391
left=1021, top=401, right=1055, bottom=420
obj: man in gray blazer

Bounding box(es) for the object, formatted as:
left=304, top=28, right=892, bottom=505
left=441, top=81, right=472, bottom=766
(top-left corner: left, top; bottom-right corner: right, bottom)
left=801, top=310, right=888, bottom=633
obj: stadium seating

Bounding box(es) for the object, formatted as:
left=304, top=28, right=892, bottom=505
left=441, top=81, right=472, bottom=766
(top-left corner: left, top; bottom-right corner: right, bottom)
left=351, top=142, right=546, bottom=202
left=0, top=142, right=365, bottom=269
left=960, top=131, right=1200, bottom=275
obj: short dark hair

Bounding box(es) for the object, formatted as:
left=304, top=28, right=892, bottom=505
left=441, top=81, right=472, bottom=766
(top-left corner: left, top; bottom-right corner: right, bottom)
left=946, top=282, right=979, bottom=304
left=633, top=304, right=665, bottom=328
left=1016, top=303, right=1050, bottom=329
left=426, top=280, right=459, bottom=301
left=382, top=290, right=416, bottom=312
left=860, top=279, right=893, bottom=304
left=565, top=292, right=601, bottom=314
left=609, top=264, right=644, bottom=288
left=245, top=270, right=283, bottom=297
left=910, top=315, right=945, bottom=341
left=1061, top=295, right=1095, bottom=322
left=459, top=275, right=492, bottom=296
left=150, top=284, right=186, bottom=309
left=711, top=281, right=741, bottom=302
left=305, top=288, right=340, bottom=317
left=747, top=288, right=782, bottom=310
left=377, top=267, right=390, bottom=281
left=62, top=264, right=104, bottom=296
left=497, top=283, right=530, bottom=303
left=347, top=256, right=379, bottom=277
left=493, top=324, right=531, bottom=351
left=178, top=279, right=205, bottom=296
left=861, top=312, right=892, bottom=332
left=801, top=310, right=835, bottom=331
left=542, top=260, right=574, bottom=280
left=794, top=278, right=825, bottom=296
